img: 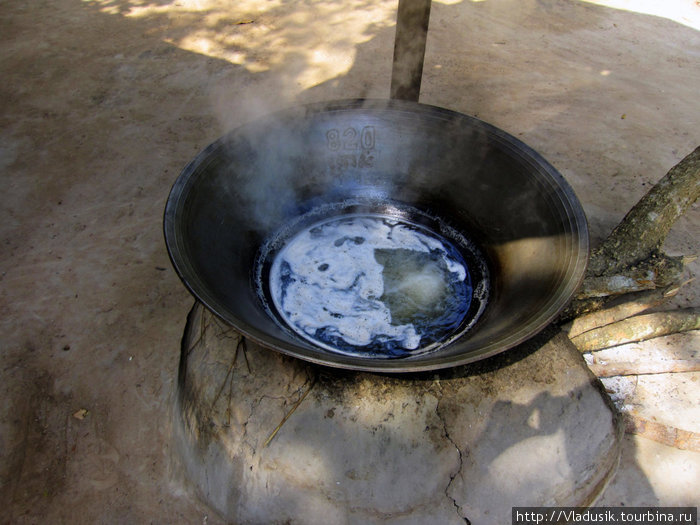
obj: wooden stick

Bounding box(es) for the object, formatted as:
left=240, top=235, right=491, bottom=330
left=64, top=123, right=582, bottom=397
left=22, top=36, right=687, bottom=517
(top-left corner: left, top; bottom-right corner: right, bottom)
left=576, top=273, right=657, bottom=299
left=624, top=413, right=700, bottom=452
left=568, top=284, right=681, bottom=338
left=562, top=257, right=691, bottom=321
left=390, top=0, right=432, bottom=101
left=570, top=307, right=700, bottom=352
left=588, top=359, right=700, bottom=378
left=588, top=146, right=700, bottom=277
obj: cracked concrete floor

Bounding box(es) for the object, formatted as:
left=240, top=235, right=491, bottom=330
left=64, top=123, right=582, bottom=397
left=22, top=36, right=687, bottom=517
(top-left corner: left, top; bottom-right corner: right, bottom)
left=1, top=0, right=698, bottom=522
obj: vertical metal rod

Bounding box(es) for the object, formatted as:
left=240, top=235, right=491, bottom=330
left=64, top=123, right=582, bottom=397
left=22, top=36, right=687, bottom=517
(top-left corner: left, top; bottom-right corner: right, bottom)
left=390, top=0, right=432, bottom=102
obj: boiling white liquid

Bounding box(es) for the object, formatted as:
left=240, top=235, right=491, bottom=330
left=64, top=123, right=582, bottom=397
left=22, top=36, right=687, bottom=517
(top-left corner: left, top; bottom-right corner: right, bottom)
left=268, top=215, right=471, bottom=356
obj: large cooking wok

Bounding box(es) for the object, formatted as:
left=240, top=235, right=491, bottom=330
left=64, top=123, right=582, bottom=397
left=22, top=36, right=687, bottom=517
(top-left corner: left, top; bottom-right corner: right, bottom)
left=164, top=99, right=588, bottom=372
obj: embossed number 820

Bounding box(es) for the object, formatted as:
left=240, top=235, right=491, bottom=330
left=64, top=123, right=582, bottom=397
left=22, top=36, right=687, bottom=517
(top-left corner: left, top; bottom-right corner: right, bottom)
left=326, top=126, right=376, bottom=152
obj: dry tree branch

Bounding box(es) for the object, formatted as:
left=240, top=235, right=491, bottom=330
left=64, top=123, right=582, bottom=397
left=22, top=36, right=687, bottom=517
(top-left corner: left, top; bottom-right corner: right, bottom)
left=562, top=146, right=700, bottom=319
left=624, top=412, right=700, bottom=452
left=587, top=359, right=700, bottom=377
left=587, top=146, right=700, bottom=277
left=570, top=307, right=700, bottom=352
left=568, top=284, right=682, bottom=338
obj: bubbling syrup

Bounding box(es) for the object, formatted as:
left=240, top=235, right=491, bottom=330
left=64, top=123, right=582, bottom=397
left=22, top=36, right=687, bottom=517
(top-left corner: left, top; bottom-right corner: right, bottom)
left=268, top=214, right=477, bottom=358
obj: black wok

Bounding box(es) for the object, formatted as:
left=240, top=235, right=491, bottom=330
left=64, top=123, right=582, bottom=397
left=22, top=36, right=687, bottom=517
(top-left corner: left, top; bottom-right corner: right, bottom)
left=164, top=99, right=588, bottom=372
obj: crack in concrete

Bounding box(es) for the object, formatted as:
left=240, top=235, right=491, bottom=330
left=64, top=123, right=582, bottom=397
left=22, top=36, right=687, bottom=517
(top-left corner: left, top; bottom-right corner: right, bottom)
left=436, top=397, right=471, bottom=525
left=240, top=382, right=310, bottom=455
left=264, top=376, right=317, bottom=448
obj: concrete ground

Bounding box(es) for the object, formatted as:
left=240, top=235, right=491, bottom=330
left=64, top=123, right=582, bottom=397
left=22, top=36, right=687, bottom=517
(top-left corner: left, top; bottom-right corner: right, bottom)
left=1, top=0, right=698, bottom=522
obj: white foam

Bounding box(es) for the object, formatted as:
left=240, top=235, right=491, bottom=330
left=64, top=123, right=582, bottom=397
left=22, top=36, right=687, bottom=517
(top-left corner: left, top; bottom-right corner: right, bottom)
left=269, top=215, right=467, bottom=353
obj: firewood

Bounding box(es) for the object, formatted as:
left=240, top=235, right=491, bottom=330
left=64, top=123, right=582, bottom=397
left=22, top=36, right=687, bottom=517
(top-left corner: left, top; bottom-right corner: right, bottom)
left=587, top=146, right=700, bottom=277
left=587, top=359, right=700, bottom=377
left=568, top=284, right=681, bottom=338
left=570, top=308, right=700, bottom=352
left=624, top=412, right=700, bottom=452
left=561, top=147, right=699, bottom=321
